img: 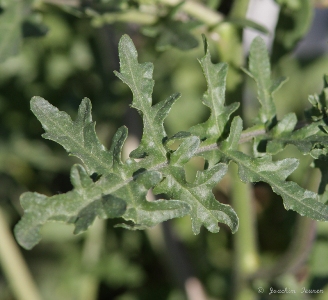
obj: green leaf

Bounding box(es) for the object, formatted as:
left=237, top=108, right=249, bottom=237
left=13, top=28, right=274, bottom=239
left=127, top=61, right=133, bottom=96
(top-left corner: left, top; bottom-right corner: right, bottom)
left=30, top=97, right=115, bottom=176
left=190, top=36, right=239, bottom=142
left=114, top=35, right=179, bottom=161
left=14, top=164, right=126, bottom=249
left=170, top=135, right=200, bottom=166
left=221, top=150, right=328, bottom=221
left=154, top=163, right=238, bottom=234
left=243, top=36, right=287, bottom=128
left=305, top=75, right=328, bottom=121
left=14, top=163, right=190, bottom=249
left=266, top=118, right=328, bottom=157
left=221, top=116, right=243, bottom=152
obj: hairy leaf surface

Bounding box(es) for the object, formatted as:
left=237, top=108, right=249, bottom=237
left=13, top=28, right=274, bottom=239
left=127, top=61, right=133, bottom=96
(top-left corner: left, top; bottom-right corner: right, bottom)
left=243, top=37, right=287, bottom=127
left=216, top=119, right=328, bottom=221
left=15, top=162, right=190, bottom=249
left=15, top=34, right=328, bottom=250
left=253, top=113, right=328, bottom=157
left=190, top=36, right=239, bottom=143
left=114, top=35, right=178, bottom=161
left=31, top=97, right=114, bottom=176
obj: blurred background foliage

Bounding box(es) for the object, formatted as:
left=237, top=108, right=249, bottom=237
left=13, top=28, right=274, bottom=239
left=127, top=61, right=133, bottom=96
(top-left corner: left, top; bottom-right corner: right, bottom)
left=0, top=0, right=328, bottom=299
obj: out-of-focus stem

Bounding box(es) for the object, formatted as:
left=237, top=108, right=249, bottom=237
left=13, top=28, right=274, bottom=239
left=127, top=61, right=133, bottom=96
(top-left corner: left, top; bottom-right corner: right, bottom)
left=79, top=218, right=105, bottom=300
left=230, top=0, right=251, bottom=19
left=0, top=208, right=42, bottom=300
left=230, top=145, right=259, bottom=300
left=160, top=0, right=224, bottom=25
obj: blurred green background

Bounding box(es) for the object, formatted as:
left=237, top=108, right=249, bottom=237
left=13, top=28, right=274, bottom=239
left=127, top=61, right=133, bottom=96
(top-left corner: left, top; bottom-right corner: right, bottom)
left=1, top=1, right=328, bottom=299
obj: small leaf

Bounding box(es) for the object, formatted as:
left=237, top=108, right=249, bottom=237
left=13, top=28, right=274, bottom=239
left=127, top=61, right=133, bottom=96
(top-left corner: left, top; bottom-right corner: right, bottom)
left=243, top=36, right=286, bottom=127
left=190, top=37, right=239, bottom=142
left=170, top=135, right=200, bottom=166
left=115, top=35, right=179, bottom=161
left=31, top=97, right=115, bottom=176
left=305, top=76, right=328, bottom=121
left=221, top=116, right=243, bottom=151
left=253, top=112, right=328, bottom=157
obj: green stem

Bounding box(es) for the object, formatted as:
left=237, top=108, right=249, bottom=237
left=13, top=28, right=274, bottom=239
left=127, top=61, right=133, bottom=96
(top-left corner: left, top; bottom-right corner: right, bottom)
left=0, top=208, right=42, bottom=300
left=230, top=0, right=251, bottom=19
left=159, top=0, right=224, bottom=25
left=91, top=11, right=157, bottom=27
left=79, top=218, right=105, bottom=300
left=230, top=144, right=259, bottom=300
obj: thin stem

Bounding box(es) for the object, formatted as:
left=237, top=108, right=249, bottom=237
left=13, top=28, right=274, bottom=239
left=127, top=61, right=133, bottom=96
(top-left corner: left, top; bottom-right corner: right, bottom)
left=79, top=218, right=105, bottom=300
left=0, top=208, right=42, bottom=300
left=91, top=11, right=157, bottom=27
left=229, top=0, right=251, bottom=19
left=41, top=0, right=79, bottom=6
left=41, top=0, right=225, bottom=27
left=230, top=144, right=259, bottom=300
left=159, top=0, right=224, bottom=25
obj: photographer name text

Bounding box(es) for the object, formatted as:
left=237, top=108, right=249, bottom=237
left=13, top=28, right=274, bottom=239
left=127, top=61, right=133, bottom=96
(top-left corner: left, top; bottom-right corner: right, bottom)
left=269, top=287, right=323, bottom=295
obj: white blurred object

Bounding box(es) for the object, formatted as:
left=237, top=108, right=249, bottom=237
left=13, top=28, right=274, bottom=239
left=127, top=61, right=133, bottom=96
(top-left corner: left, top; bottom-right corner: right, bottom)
left=243, top=0, right=280, bottom=54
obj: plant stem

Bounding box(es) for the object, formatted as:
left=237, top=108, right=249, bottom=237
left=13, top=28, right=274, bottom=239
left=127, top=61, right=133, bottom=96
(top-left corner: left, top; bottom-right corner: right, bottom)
left=91, top=11, right=157, bottom=27
left=0, top=208, right=42, bottom=300
left=230, top=144, right=259, bottom=300
left=159, top=0, right=224, bottom=25
left=229, top=0, right=251, bottom=19
left=79, top=218, right=105, bottom=300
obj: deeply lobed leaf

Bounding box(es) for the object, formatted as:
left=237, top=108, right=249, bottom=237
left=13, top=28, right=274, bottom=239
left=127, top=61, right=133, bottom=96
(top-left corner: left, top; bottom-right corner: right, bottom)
left=31, top=97, right=114, bottom=176
left=114, top=35, right=178, bottom=161
left=243, top=36, right=287, bottom=128
left=190, top=36, right=239, bottom=143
